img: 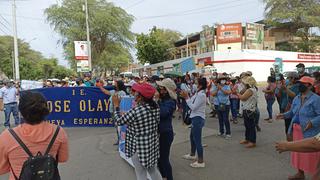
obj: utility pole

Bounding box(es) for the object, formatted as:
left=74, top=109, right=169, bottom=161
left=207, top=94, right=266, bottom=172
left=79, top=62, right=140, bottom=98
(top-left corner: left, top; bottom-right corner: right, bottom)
left=186, top=34, right=189, bottom=57
left=84, top=0, right=92, bottom=72
left=12, top=0, right=19, bottom=80
left=12, top=51, right=15, bottom=79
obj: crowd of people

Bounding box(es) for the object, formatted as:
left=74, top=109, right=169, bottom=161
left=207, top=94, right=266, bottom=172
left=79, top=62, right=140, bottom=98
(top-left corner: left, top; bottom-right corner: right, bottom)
left=0, top=62, right=320, bottom=180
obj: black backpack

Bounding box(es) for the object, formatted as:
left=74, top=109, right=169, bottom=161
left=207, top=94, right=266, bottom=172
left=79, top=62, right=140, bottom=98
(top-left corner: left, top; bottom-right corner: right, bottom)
left=8, top=126, right=61, bottom=180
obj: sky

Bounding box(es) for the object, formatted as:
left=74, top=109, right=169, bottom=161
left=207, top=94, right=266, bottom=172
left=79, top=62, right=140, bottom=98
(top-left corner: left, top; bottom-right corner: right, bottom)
left=0, top=0, right=265, bottom=67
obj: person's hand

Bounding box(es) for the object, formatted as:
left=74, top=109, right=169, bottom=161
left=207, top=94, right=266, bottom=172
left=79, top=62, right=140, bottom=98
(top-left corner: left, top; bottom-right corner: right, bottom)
left=180, top=91, right=189, bottom=99
left=112, top=95, right=121, bottom=108
left=304, top=121, right=313, bottom=132
left=286, top=134, right=293, bottom=142
left=275, top=141, right=289, bottom=153
left=154, top=91, right=160, bottom=101
left=276, top=113, right=284, bottom=120
left=217, top=85, right=222, bottom=90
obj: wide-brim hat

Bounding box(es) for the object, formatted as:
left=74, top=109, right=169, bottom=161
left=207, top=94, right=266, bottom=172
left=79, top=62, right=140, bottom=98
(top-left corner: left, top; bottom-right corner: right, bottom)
left=156, top=78, right=177, bottom=100
left=132, top=83, right=156, bottom=99
left=298, top=76, right=315, bottom=86
left=242, top=76, right=257, bottom=87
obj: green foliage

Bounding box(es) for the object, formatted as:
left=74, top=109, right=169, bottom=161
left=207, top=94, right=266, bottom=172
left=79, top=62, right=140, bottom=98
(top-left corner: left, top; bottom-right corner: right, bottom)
left=0, top=35, right=74, bottom=80
left=136, top=26, right=182, bottom=64
left=45, top=0, right=134, bottom=72
left=264, top=0, right=320, bottom=52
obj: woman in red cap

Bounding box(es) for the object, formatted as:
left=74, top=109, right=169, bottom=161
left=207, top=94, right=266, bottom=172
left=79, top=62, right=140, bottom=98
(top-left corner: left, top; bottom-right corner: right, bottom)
left=112, top=83, right=162, bottom=180
left=277, top=76, right=320, bottom=180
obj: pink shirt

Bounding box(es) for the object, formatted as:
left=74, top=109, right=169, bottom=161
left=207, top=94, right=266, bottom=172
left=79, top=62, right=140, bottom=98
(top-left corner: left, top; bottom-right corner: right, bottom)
left=0, top=122, right=69, bottom=180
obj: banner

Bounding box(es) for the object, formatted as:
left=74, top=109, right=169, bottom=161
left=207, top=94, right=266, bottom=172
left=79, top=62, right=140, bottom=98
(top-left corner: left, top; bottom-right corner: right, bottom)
left=118, top=97, right=134, bottom=166
left=246, top=23, right=264, bottom=50
left=180, top=57, right=196, bottom=73
left=30, top=87, right=114, bottom=127
left=77, top=60, right=90, bottom=72
left=21, top=80, right=43, bottom=90
left=217, top=23, right=242, bottom=44
left=74, top=41, right=89, bottom=60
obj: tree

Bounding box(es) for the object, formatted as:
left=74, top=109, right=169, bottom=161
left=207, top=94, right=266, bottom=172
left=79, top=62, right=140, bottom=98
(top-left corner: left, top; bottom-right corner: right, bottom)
left=136, top=27, right=182, bottom=64
left=45, top=0, right=134, bottom=73
left=264, top=0, right=320, bottom=52
left=0, top=35, right=75, bottom=80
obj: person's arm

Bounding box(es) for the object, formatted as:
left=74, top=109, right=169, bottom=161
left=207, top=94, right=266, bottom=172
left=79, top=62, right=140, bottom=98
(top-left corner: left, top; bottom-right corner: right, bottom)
left=237, top=89, right=253, bottom=101
left=57, top=128, right=69, bottom=163
left=221, top=85, right=231, bottom=95
left=113, top=95, right=135, bottom=126
left=309, top=96, right=320, bottom=130
left=99, top=86, right=111, bottom=96
left=0, top=89, right=3, bottom=111
left=276, top=137, right=320, bottom=153
left=285, top=86, right=296, bottom=98
left=186, top=93, right=206, bottom=111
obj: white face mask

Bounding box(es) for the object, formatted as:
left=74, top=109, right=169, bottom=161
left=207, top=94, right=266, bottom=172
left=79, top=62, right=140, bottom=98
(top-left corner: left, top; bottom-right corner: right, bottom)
left=297, top=67, right=304, bottom=73
left=221, top=80, right=226, bottom=84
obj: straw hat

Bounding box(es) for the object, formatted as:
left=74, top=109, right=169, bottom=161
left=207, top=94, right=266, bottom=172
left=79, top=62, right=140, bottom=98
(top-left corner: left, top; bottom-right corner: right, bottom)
left=242, top=76, right=257, bottom=87
left=156, top=78, right=177, bottom=100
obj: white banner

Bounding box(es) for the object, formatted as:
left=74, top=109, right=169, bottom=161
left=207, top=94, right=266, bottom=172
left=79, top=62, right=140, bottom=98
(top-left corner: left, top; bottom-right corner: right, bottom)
left=76, top=60, right=90, bottom=72
left=74, top=41, right=89, bottom=60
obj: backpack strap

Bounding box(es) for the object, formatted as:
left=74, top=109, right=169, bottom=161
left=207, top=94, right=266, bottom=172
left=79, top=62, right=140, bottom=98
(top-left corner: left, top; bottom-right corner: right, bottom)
left=8, top=129, right=33, bottom=157
left=45, top=126, right=60, bottom=155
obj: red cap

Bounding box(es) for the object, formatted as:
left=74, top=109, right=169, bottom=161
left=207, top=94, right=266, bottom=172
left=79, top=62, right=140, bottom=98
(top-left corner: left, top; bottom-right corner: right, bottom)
left=132, top=83, right=156, bottom=99
left=298, top=76, right=315, bottom=86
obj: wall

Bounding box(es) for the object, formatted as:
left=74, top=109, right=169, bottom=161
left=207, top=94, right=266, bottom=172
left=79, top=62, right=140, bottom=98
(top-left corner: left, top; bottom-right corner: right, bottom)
left=217, top=42, right=242, bottom=51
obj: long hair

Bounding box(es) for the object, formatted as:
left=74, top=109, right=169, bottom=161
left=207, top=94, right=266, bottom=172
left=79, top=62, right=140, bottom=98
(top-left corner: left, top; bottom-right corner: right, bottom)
left=198, top=77, right=207, bottom=92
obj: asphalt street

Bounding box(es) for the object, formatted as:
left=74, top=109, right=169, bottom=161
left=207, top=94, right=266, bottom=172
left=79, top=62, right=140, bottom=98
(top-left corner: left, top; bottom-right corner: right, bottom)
left=0, top=90, right=309, bottom=180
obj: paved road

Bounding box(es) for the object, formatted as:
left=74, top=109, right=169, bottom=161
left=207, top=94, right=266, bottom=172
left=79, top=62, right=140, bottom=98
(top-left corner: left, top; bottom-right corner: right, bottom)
left=0, top=90, right=310, bottom=180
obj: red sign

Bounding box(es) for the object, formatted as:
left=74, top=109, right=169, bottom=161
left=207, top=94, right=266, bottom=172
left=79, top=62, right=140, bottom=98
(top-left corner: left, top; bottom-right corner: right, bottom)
left=298, top=54, right=320, bottom=60
left=198, top=57, right=212, bottom=65
left=217, top=23, right=242, bottom=44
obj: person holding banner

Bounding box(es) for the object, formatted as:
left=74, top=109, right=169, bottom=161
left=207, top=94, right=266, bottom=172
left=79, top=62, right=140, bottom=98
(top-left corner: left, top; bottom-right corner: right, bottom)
left=100, top=80, right=127, bottom=145
left=112, top=83, right=162, bottom=180
left=156, top=78, right=177, bottom=180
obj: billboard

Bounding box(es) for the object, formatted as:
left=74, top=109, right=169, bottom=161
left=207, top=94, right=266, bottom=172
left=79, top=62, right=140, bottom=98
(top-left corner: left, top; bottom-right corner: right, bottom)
left=246, top=23, right=264, bottom=50
left=74, top=41, right=89, bottom=60
left=77, top=60, right=90, bottom=72
left=217, top=23, right=242, bottom=44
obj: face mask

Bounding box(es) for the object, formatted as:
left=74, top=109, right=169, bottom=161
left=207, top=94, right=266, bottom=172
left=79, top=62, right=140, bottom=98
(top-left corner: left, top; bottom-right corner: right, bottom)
left=221, top=80, right=226, bottom=84
left=298, top=83, right=308, bottom=93
left=297, top=67, right=303, bottom=73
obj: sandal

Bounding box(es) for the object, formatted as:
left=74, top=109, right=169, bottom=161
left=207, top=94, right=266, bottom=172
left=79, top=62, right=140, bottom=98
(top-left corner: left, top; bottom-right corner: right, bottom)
left=240, top=140, right=249, bottom=144
left=288, top=173, right=305, bottom=180
left=245, top=143, right=256, bottom=148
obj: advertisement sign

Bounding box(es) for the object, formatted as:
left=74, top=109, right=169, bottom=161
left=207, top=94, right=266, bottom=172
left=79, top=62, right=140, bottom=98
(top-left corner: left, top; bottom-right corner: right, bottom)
left=198, top=57, right=212, bottom=66
left=180, top=57, right=196, bottom=73
left=21, top=80, right=43, bottom=90
left=74, top=41, right=89, bottom=60
left=217, top=23, right=242, bottom=44
left=30, top=87, right=114, bottom=127
left=298, top=54, right=320, bottom=60
left=77, top=60, right=90, bottom=72
left=246, top=23, right=264, bottom=50
left=200, top=26, right=214, bottom=49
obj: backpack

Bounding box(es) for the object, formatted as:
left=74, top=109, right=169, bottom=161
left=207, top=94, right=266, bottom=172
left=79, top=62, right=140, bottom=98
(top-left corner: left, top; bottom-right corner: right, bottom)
left=8, top=126, right=61, bottom=180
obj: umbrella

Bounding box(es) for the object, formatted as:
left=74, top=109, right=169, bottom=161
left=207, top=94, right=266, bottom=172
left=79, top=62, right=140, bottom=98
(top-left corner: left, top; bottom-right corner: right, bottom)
left=164, top=71, right=183, bottom=78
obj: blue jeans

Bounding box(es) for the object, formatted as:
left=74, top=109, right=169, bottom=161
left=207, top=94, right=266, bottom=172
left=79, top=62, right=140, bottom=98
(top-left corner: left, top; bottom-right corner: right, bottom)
left=190, top=116, right=205, bottom=159
left=215, top=105, right=231, bottom=135
left=159, top=131, right=174, bottom=180
left=230, top=99, right=239, bottom=119
left=266, top=98, right=275, bottom=119
left=243, top=110, right=256, bottom=143
left=4, top=103, right=20, bottom=127
left=255, top=107, right=260, bottom=126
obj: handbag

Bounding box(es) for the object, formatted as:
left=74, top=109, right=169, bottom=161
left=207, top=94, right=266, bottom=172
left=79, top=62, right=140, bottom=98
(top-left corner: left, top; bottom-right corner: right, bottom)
left=183, top=95, right=197, bottom=125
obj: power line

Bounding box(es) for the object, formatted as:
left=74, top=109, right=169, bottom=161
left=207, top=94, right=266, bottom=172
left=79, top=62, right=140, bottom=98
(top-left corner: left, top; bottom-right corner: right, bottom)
left=0, top=19, right=11, bottom=32
left=0, top=14, right=11, bottom=25
left=0, top=26, right=9, bottom=35
left=137, top=0, right=257, bottom=20
left=126, top=0, right=146, bottom=9
left=0, top=13, right=44, bottom=21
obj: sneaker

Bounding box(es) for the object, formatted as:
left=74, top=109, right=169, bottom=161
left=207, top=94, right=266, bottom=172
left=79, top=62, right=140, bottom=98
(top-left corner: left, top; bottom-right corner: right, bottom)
left=190, top=162, right=205, bottom=168
left=264, top=118, right=270, bottom=121
left=182, top=154, right=197, bottom=160
left=268, top=119, right=273, bottom=123
left=216, top=133, right=224, bottom=137
left=225, top=135, right=232, bottom=140
left=233, top=119, right=238, bottom=124
left=256, top=125, right=261, bottom=132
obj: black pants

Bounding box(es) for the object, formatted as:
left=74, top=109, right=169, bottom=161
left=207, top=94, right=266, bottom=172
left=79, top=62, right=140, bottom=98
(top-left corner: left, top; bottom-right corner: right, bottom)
left=159, top=131, right=174, bottom=180
left=243, top=110, right=256, bottom=143
left=284, top=118, right=292, bottom=134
